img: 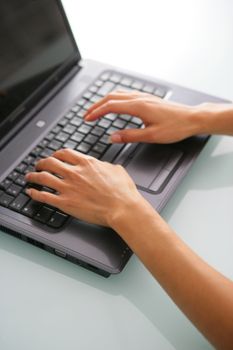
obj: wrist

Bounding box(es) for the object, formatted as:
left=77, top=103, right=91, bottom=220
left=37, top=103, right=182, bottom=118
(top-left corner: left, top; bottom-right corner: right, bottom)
left=107, top=192, right=166, bottom=241
left=188, top=104, right=213, bottom=135
left=191, top=102, right=230, bottom=135
left=107, top=192, right=145, bottom=230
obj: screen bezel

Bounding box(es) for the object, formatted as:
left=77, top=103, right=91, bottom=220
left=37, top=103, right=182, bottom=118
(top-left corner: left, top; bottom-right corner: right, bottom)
left=0, top=0, right=82, bottom=146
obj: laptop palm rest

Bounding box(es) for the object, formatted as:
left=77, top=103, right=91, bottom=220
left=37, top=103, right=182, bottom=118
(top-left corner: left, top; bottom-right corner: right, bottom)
left=124, top=144, right=183, bottom=194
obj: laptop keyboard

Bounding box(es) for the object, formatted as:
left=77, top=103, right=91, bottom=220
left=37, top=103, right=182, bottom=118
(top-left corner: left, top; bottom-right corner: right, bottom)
left=0, top=71, right=167, bottom=229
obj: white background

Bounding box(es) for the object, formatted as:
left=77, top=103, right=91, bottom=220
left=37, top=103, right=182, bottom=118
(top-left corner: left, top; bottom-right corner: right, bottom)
left=62, top=0, right=233, bottom=101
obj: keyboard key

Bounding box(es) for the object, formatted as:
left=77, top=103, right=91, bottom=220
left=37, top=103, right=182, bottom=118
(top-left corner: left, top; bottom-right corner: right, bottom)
left=90, top=95, right=102, bottom=104
left=71, top=105, right=80, bottom=113
left=105, top=113, right=117, bottom=121
left=16, top=163, right=27, bottom=173
left=83, top=91, right=93, bottom=100
left=58, top=117, right=69, bottom=127
left=154, top=87, right=167, bottom=98
left=109, top=73, right=122, bottom=83
left=83, top=101, right=93, bottom=111
left=78, top=124, right=92, bottom=135
left=44, top=133, right=54, bottom=142
left=89, top=85, right=98, bottom=93
left=113, top=119, right=127, bottom=129
left=6, top=184, right=22, bottom=197
left=63, top=124, right=76, bottom=135
left=84, top=134, right=98, bottom=145
left=41, top=186, right=56, bottom=194
left=63, top=140, right=77, bottom=150
left=65, top=111, right=75, bottom=120
left=55, top=132, right=69, bottom=143
left=95, top=80, right=104, bottom=87
left=71, top=132, right=85, bottom=143
left=30, top=146, right=43, bottom=156
left=100, top=72, right=111, bottom=81
left=98, top=119, right=112, bottom=129
left=97, top=81, right=115, bottom=96
left=106, top=126, right=121, bottom=135
left=99, top=134, right=110, bottom=145
left=22, top=200, right=41, bottom=217
left=119, top=114, right=132, bottom=121
left=24, top=155, right=36, bottom=165
left=0, top=178, right=12, bottom=190
left=88, top=151, right=102, bottom=159
left=131, top=116, right=143, bottom=126
left=48, top=211, right=68, bottom=228
left=7, top=171, right=19, bottom=181
left=52, top=125, right=62, bottom=134
left=91, top=126, right=105, bottom=137
left=35, top=206, right=54, bottom=224
left=76, top=99, right=86, bottom=107
left=0, top=193, right=14, bottom=207
left=24, top=166, right=35, bottom=175
left=131, top=80, right=143, bottom=90
left=48, top=140, right=63, bottom=151
left=92, top=142, right=108, bottom=155
left=76, top=142, right=92, bottom=154
left=40, top=148, right=54, bottom=158
left=125, top=122, right=137, bottom=129
left=121, top=77, right=133, bottom=86
left=77, top=108, right=87, bottom=117
left=142, top=84, right=154, bottom=93
left=70, top=116, right=82, bottom=127
left=9, top=193, right=29, bottom=212
left=114, top=85, right=134, bottom=92
left=15, top=175, right=27, bottom=187
left=39, top=139, right=49, bottom=148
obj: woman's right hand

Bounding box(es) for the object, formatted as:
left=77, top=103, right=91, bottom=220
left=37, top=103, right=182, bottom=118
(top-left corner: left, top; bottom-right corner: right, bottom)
left=85, top=90, right=206, bottom=144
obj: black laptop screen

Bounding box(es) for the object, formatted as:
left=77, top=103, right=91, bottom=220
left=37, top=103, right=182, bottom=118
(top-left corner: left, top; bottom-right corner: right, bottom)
left=0, top=0, right=79, bottom=133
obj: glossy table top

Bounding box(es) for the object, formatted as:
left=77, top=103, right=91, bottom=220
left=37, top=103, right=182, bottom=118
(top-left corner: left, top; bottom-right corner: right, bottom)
left=1, top=1, right=233, bottom=349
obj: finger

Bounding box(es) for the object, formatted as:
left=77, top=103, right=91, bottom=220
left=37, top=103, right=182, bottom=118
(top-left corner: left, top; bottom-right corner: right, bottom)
left=84, top=100, right=140, bottom=122
left=109, top=127, right=153, bottom=144
left=85, top=91, right=139, bottom=119
left=25, top=171, right=63, bottom=191
left=26, top=188, right=59, bottom=207
left=52, top=148, right=89, bottom=165
left=35, top=156, right=70, bottom=178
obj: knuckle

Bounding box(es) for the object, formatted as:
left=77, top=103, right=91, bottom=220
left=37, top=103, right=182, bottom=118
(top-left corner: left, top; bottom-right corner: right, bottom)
left=38, top=171, right=49, bottom=181
left=105, top=100, right=114, bottom=108
left=107, top=92, right=116, bottom=99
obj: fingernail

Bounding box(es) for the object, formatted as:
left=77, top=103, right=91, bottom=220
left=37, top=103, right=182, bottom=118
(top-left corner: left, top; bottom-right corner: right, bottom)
left=110, top=133, right=122, bottom=143
left=26, top=188, right=32, bottom=196
left=85, top=114, right=91, bottom=121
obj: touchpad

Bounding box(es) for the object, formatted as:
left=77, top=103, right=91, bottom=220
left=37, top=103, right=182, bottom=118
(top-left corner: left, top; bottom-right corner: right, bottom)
left=124, top=144, right=183, bottom=193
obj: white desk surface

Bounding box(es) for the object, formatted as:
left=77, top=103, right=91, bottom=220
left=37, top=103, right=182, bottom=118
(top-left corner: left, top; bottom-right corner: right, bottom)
left=1, top=1, right=233, bottom=349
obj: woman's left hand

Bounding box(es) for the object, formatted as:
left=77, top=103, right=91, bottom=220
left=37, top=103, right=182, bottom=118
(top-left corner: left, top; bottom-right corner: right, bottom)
left=25, top=148, right=143, bottom=227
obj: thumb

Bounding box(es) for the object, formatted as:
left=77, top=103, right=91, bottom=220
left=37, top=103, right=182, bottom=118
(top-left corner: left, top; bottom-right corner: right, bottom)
left=109, top=127, right=151, bottom=144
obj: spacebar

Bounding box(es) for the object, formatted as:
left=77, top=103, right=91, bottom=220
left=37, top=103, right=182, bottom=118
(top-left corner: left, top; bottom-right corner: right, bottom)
left=101, top=143, right=125, bottom=163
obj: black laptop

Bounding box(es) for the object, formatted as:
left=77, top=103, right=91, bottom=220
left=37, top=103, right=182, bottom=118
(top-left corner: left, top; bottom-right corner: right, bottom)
left=0, top=0, right=227, bottom=277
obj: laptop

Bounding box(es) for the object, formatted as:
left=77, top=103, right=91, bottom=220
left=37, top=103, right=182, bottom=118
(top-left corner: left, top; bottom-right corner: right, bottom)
left=0, top=0, right=228, bottom=277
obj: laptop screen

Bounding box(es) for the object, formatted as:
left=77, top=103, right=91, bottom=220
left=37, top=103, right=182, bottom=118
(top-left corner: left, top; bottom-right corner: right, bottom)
left=0, top=0, right=79, bottom=137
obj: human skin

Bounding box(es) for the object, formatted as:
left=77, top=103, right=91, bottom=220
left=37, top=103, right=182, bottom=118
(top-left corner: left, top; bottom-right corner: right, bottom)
left=25, top=92, right=233, bottom=349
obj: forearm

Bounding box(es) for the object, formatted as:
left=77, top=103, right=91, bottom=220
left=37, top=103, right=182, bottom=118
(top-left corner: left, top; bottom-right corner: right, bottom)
left=110, top=197, right=233, bottom=349
left=195, top=103, right=233, bottom=136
